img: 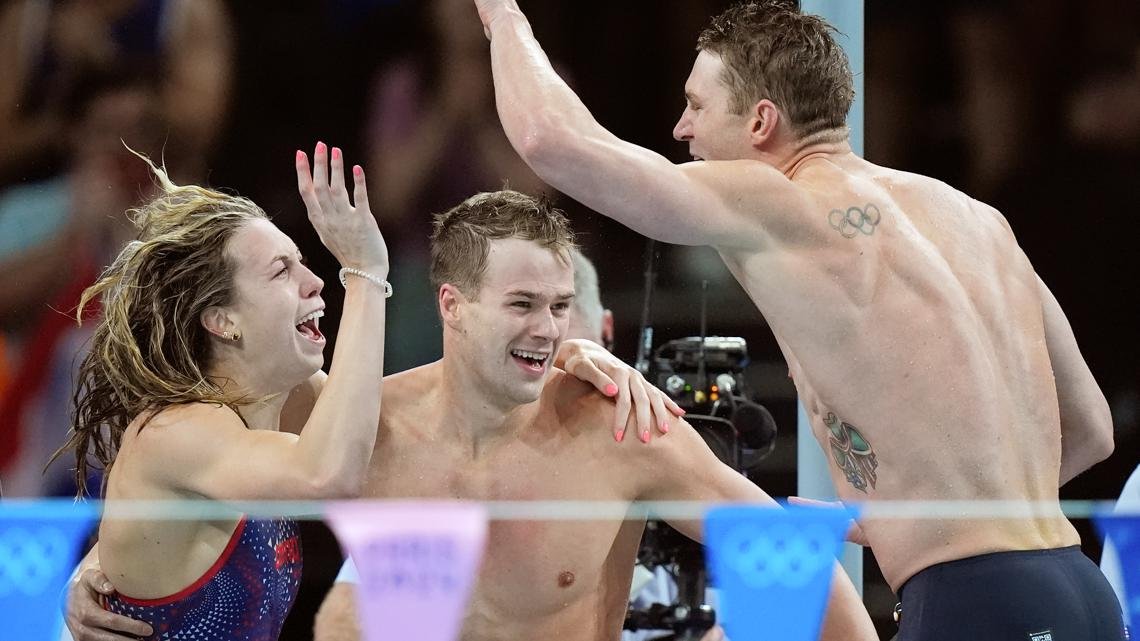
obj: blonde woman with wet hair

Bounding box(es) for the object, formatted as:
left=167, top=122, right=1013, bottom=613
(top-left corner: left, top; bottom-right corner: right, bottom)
left=54, top=142, right=388, bottom=640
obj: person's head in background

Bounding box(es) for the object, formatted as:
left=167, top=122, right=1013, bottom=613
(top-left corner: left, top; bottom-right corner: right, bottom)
left=567, top=249, right=614, bottom=350
left=61, top=67, right=174, bottom=249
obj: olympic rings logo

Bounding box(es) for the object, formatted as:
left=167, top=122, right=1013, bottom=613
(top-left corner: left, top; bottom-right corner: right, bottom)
left=828, top=204, right=881, bottom=238
left=0, top=527, right=70, bottom=597
left=718, top=522, right=834, bottom=589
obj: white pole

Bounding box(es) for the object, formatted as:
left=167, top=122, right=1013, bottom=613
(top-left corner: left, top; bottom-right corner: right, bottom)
left=796, top=0, right=866, bottom=596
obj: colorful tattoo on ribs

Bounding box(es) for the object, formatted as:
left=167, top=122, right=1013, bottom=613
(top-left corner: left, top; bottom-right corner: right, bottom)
left=824, top=412, right=878, bottom=493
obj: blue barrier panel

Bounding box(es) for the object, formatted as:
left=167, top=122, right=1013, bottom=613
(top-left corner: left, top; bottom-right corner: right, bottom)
left=705, top=504, right=854, bottom=641
left=1094, top=513, right=1140, bottom=630
left=0, top=500, right=95, bottom=640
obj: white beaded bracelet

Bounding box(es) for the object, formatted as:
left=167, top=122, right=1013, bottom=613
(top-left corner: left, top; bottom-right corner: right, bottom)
left=338, top=267, right=393, bottom=298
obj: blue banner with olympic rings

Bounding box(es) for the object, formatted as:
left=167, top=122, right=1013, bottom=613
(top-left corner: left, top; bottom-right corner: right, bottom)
left=705, top=503, right=856, bottom=641
left=1094, top=513, right=1140, bottom=632
left=0, top=500, right=95, bottom=640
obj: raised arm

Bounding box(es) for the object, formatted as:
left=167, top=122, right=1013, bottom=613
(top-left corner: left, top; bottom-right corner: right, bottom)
left=473, top=1, right=796, bottom=250
left=1037, top=275, right=1113, bottom=484
left=280, top=369, right=328, bottom=436
left=134, top=145, right=388, bottom=501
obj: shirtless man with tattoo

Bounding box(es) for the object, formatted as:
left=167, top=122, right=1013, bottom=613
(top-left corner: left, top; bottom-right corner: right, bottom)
left=474, top=1, right=1123, bottom=638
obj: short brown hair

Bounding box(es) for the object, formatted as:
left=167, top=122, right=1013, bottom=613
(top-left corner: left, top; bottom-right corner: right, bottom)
left=697, top=1, right=854, bottom=137
left=430, top=190, right=576, bottom=298
left=55, top=154, right=267, bottom=497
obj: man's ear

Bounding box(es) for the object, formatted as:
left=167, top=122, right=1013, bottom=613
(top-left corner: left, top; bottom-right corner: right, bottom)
left=438, top=284, right=467, bottom=330
left=601, top=309, right=615, bottom=352
left=201, top=306, right=238, bottom=341
left=748, top=99, right=781, bottom=146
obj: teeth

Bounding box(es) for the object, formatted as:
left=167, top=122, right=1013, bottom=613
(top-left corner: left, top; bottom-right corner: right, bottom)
left=511, top=349, right=549, bottom=361
left=296, top=310, right=325, bottom=326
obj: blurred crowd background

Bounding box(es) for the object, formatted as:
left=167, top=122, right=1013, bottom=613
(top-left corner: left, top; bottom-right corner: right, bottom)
left=1, top=0, right=1136, bottom=635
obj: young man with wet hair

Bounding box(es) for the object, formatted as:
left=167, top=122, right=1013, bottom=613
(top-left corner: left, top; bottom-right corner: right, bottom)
left=311, top=190, right=874, bottom=640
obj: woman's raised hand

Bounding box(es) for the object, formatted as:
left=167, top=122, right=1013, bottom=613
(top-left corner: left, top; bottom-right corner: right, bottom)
left=296, top=142, right=389, bottom=275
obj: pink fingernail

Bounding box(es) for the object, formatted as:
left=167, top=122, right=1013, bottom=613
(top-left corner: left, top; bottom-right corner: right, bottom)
left=660, top=421, right=670, bottom=433
left=639, top=430, right=650, bottom=443
left=604, top=384, right=618, bottom=396
left=615, top=429, right=625, bottom=442
left=296, top=150, right=304, bottom=161
left=332, top=147, right=342, bottom=160
left=316, top=141, right=326, bottom=153
left=353, top=165, right=363, bottom=176
left=678, top=408, right=687, bottom=415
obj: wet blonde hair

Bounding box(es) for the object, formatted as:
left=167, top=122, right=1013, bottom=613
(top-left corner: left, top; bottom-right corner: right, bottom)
left=55, top=154, right=268, bottom=497
left=430, top=190, right=577, bottom=299
left=698, top=1, right=854, bottom=138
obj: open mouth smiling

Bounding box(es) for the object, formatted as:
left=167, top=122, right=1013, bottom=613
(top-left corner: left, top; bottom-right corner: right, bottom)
left=511, top=348, right=550, bottom=372
left=295, top=309, right=325, bottom=342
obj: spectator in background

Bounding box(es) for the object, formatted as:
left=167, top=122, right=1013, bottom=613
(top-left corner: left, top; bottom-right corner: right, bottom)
left=0, top=0, right=233, bottom=185
left=866, top=1, right=1140, bottom=198
left=1068, top=43, right=1140, bottom=150
left=0, top=71, right=166, bottom=497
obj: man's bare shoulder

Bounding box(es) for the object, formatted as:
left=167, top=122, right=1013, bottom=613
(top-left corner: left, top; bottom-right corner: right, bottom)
left=871, top=166, right=1018, bottom=241
left=382, top=361, right=441, bottom=400
left=378, top=362, right=442, bottom=433
left=676, top=159, right=814, bottom=250
left=696, top=159, right=810, bottom=208
left=540, top=370, right=612, bottom=429
left=537, top=369, right=667, bottom=448
left=538, top=371, right=686, bottom=450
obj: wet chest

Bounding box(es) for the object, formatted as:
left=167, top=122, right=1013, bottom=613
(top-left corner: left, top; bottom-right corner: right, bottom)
left=478, top=517, right=626, bottom=617
left=367, top=434, right=629, bottom=615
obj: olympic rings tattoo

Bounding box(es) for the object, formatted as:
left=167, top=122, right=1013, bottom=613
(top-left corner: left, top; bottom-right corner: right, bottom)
left=827, top=203, right=881, bottom=239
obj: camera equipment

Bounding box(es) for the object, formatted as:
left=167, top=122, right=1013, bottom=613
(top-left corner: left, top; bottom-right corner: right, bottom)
left=624, top=241, right=778, bottom=639
left=634, top=242, right=777, bottom=474
left=626, top=519, right=716, bottom=641
left=651, top=335, right=776, bottom=473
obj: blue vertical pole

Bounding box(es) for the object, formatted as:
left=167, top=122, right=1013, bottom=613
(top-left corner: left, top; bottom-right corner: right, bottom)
left=796, top=0, right=865, bottom=596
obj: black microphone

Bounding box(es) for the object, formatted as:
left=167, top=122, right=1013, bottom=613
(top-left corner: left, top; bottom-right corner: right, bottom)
left=731, top=398, right=777, bottom=458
